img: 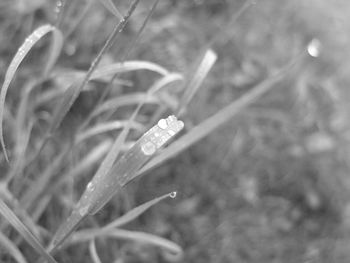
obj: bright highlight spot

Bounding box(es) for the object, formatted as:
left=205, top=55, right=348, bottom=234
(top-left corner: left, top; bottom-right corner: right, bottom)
left=141, top=141, right=156, bottom=155
left=157, top=118, right=168, bottom=129
left=307, top=39, right=321, bottom=57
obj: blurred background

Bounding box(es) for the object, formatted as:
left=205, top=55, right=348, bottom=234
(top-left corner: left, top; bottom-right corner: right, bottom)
left=1, top=0, right=350, bottom=262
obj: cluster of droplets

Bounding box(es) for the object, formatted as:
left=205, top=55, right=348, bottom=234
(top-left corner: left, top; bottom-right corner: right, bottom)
left=54, top=0, right=63, bottom=16
left=140, top=116, right=184, bottom=156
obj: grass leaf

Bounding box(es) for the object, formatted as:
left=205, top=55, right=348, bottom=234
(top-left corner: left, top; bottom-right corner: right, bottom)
left=49, top=116, right=183, bottom=251
left=0, top=24, right=62, bottom=162
left=102, top=191, right=176, bottom=229
left=51, top=139, right=112, bottom=194
left=177, top=49, right=217, bottom=115
left=98, top=0, right=123, bottom=19
left=0, top=200, right=58, bottom=263
left=92, top=92, right=159, bottom=117
left=138, top=58, right=301, bottom=176
left=0, top=231, right=28, bottom=263
left=89, top=239, right=102, bottom=263
left=91, top=61, right=169, bottom=78
left=76, top=120, right=144, bottom=143
left=71, top=229, right=183, bottom=259
left=31, top=0, right=140, bottom=165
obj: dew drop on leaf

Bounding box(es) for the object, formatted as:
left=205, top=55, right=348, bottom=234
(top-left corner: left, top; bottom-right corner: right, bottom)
left=79, top=205, right=89, bottom=216
left=141, top=141, right=156, bottom=155
left=87, top=182, right=94, bottom=191
left=157, top=118, right=168, bottom=129
left=307, top=39, right=321, bottom=57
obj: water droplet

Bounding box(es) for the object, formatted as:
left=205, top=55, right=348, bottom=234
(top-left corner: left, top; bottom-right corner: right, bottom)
left=167, top=130, right=176, bottom=136
left=87, top=182, right=94, bottom=191
left=170, top=191, right=177, bottom=198
left=157, top=119, right=168, bottom=129
left=307, top=39, right=321, bottom=57
left=55, top=0, right=63, bottom=14
left=79, top=205, right=89, bottom=216
left=141, top=141, right=156, bottom=155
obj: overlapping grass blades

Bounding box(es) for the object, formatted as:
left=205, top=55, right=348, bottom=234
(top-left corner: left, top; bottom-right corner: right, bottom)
left=0, top=231, right=27, bottom=263
left=29, top=0, right=140, bottom=166
left=102, top=191, right=177, bottom=229
left=71, top=229, right=182, bottom=259
left=48, top=116, right=184, bottom=251
left=138, top=57, right=303, bottom=177
left=0, top=24, right=63, bottom=162
left=98, top=0, right=123, bottom=19
left=67, top=192, right=181, bottom=258
left=177, top=49, right=217, bottom=115
left=0, top=200, right=58, bottom=263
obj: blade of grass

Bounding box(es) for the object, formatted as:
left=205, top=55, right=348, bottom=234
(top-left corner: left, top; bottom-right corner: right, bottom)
left=48, top=116, right=184, bottom=251
left=62, top=192, right=176, bottom=240
left=78, top=0, right=160, bottom=131
left=64, top=0, right=92, bottom=39
left=50, top=139, right=112, bottom=195
left=55, top=61, right=169, bottom=82
left=76, top=120, right=143, bottom=143
left=0, top=231, right=28, bottom=263
left=4, top=120, right=33, bottom=184
left=177, top=49, right=217, bottom=116
left=48, top=0, right=140, bottom=133
left=91, top=61, right=169, bottom=77
left=0, top=24, right=63, bottom=162
left=89, top=239, right=102, bottom=263
left=92, top=92, right=159, bottom=117
left=20, top=144, right=71, bottom=210
left=0, top=199, right=58, bottom=263
left=48, top=104, right=145, bottom=252
left=137, top=55, right=303, bottom=177
left=71, top=229, right=183, bottom=258
left=98, top=0, right=123, bottom=19
left=103, top=191, right=176, bottom=229
left=30, top=0, right=140, bottom=166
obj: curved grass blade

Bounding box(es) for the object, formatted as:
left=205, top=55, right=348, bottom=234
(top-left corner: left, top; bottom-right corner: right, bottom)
left=72, top=229, right=183, bottom=259
left=177, top=49, right=217, bottom=116
left=138, top=57, right=302, bottom=177
left=103, top=191, right=176, bottom=229
left=48, top=116, right=184, bottom=251
left=78, top=0, right=160, bottom=131
left=29, top=0, right=140, bottom=166
left=44, top=27, right=64, bottom=76
left=54, top=61, right=169, bottom=83
left=148, top=73, right=184, bottom=93
left=76, top=120, right=143, bottom=143
left=0, top=231, right=28, bottom=263
left=92, top=61, right=169, bottom=78
left=48, top=0, right=140, bottom=133
left=89, top=239, right=102, bottom=263
left=0, top=200, right=58, bottom=263
left=50, top=139, right=112, bottom=194
left=0, top=24, right=62, bottom=162
left=92, top=92, right=159, bottom=117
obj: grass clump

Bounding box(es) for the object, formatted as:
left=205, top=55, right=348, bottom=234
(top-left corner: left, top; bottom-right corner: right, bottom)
left=0, top=0, right=350, bottom=263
